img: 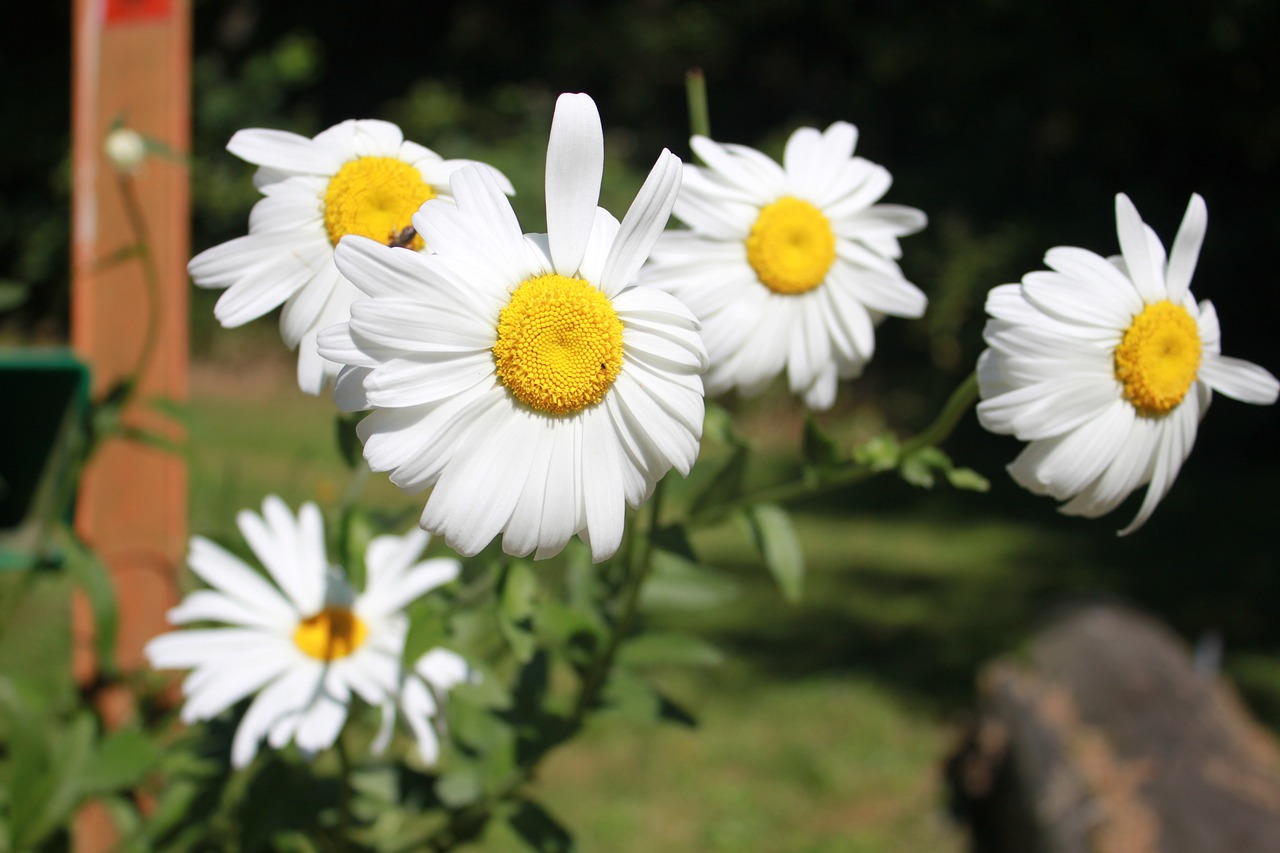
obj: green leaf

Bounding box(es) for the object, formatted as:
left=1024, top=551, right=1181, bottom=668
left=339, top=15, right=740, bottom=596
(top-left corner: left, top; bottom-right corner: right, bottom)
left=746, top=504, right=804, bottom=604
left=117, top=424, right=185, bottom=455
left=436, top=765, right=484, bottom=808
left=657, top=693, right=698, bottom=728
left=146, top=395, right=191, bottom=425
left=81, top=729, right=162, bottom=796
left=500, top=562, right=538, bottom=662
left=618, top=633, right=723, bottom=668
left=650, top=524, right=698, bottom=563
left=687, top=444, right=748, bottom=516
left=450, top=665, right=513, bottom=710
left=802, top=415, right=843, bottom=469
left=59, top=529, right=119, bottom=678
left=0, top=677, right=53, bottom=846
left=17, top=712, right=96, bottom=848
left=600, top=669, right=661, bottom=724
left=639, top=550, right=737, bottom=612
left=402, top=612, right=449, bottom=670
left=535, top=602, right=604, bottom=664
left=946, top=466, right=991, bottom=492
left=507, top=798, right=573, bottom=853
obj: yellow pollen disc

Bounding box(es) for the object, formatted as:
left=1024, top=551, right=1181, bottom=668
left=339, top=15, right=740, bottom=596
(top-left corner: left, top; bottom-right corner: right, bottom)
left=323, top=156, right=435, bottom=250
left=745, top=196, right=837, bottom=295
left=493, top=274, right=625, bottom=416
left=1114, top=300, right=1202, bottom=416
left=293, top=607, right=368, bottom=662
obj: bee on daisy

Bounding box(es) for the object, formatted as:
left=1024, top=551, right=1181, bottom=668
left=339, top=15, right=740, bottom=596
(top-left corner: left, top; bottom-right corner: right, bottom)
left=639, top=122, right=928, bottom=409
left=318, top=92, right=707, bottom=563
left=976, top=193, right=1278, bottom=533
left=145, top=496, right=464, bottom=768
left=187, top=119, right=513, bottom=394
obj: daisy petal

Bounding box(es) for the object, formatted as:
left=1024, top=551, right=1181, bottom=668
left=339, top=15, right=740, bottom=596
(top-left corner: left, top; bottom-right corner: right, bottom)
left=1199, top=355, right=1280, bottom=405
left=1165, top=194, right=1207, bottom=304
left=228, top=128, right=346, bottom=176
left=546, top=93, right=604, bottom=277
left=599, top=149, right=681, bottom=297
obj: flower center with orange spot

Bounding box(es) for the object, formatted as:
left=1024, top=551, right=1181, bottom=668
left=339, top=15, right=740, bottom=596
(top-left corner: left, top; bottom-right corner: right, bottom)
left=323, top=156, right=435, bottom=250
left=293, top=607, right=368, bottom=661
left=493, top=274, right=624, bottom=415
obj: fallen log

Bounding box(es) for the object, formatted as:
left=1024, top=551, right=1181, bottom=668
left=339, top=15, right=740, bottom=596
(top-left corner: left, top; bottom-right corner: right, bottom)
left=948, top=603, right=1280, bottom=853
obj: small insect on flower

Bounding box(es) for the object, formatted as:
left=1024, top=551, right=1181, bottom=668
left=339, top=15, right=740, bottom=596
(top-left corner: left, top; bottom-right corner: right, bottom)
left=186, top=120, right=513, bottom=394
left=319, top=93, right=708, bottom=563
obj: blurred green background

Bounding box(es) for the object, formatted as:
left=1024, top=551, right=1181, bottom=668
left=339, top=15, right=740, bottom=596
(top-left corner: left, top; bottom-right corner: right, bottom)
left=2, top=1, right=1279, bottom=849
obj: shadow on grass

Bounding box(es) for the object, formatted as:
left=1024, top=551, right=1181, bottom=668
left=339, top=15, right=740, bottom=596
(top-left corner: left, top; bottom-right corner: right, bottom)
left=680, top=407, right=1280, bottom=723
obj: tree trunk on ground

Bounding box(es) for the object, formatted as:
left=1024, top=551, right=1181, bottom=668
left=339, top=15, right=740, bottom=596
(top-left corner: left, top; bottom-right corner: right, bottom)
left=947, top=603, right=1280, bottom=853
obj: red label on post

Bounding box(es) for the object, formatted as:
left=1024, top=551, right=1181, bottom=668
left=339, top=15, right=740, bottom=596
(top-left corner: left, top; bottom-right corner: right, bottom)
left=105, top=0, right=171, bottom=25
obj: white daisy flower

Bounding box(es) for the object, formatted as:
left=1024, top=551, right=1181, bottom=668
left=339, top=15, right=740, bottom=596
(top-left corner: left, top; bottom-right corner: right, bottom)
left=639, top=122, right=928, bottom=409
left=373, top=648, right=474, bottom=765
left=187, top=119, right=514, bottom=394
left=145, top=496, right=461, bottom=768
left=318, top=93, right=707, bottom=563
left=977, top=193, right=1279, bottom=534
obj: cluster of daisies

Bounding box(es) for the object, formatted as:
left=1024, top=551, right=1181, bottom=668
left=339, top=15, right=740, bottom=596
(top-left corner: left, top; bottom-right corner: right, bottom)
left=155, top=90, right=1276, bottom=769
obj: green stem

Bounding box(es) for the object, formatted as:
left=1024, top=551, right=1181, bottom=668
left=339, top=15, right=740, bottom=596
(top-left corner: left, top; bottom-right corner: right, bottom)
left=115, top=171, right=162, bottom=390
left=336, top=733, right=354, bottom=848
left=418, top=484, right=669, bottom=852
left=685, top=69, right=711, bottom=140
left=571, top=478, right=664, bottom=722
left=899, top=371, right=979, bottom=456
left=688, top=371, right=980, bottom=528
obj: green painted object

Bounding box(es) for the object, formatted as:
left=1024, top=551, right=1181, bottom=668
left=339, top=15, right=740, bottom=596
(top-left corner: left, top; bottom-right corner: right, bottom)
left=0, top=348, right=90, bottom=571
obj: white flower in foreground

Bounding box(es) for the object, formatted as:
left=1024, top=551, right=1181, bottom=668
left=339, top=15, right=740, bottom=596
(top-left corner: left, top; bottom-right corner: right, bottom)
left=639, top=122, right=927, bottom=409
left=977, top=193, right=1278, bottom=533
left=145, top=496, right=461, bottom=768
left=373, top=648, right=473, bottom=765
left=187, top=119, right=513, bottom=394
left=319, top=93, right=706, bottom=563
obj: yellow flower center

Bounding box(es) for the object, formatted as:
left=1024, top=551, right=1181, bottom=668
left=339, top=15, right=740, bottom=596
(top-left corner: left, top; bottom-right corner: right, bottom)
left=1114, top=300, right=1202, bottom=416
left=745, top=196, right=836, bottom=295
left=493, top=274, right=625, bottom=416
left=292, top=607, right=368, bottom=662
left=323, top=156, right=435, bottom=250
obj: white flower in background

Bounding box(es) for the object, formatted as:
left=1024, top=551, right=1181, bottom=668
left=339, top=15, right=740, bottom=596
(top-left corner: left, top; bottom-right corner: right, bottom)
left=187, top=120, right=514, bottom=394
left=373, top=648, right=474, bottom=765
left=977, top=193, right=1278, bottom=533
left=104, top=126, right=147, bottom=173
left=639, top=122, right=927, bottom=409
left=145, top=496, right=461, bottom=768
left=318, top=93, right=706, bottom=563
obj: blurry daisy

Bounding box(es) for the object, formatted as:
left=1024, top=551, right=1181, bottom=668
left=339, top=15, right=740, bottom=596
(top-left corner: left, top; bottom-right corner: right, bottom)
left=187, top=120, right=513, bottom=394
left=145, top=496, right=461, bottom=768
left=318, top=93, right=706, bottom=562
left=374, top=648, right=473, bottom=765
left=977, top=193, right=1278, bottom=533
left=639, top=122, right=927, bottom=409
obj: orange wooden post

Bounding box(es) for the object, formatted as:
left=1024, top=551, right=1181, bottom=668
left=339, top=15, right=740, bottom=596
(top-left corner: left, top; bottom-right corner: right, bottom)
left=70, top=0, right=189, bottom=847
